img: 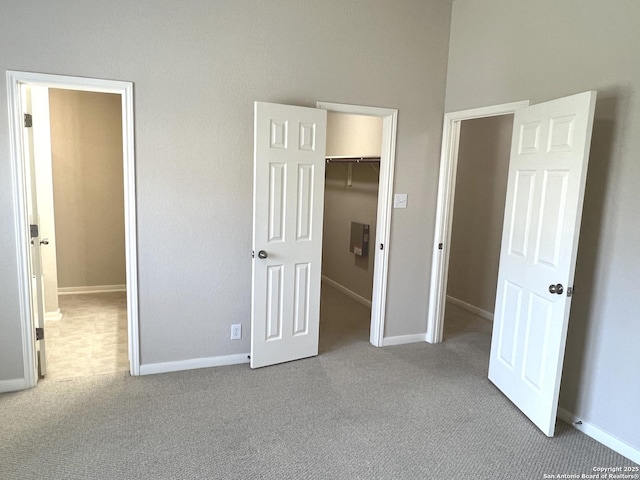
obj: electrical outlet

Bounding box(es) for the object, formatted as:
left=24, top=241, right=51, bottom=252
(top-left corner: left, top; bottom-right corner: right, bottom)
left=231, top=324, right=242, bottom=340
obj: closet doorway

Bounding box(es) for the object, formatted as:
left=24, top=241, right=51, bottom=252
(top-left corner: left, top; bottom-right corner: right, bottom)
left=316, top=103, right=398, bottom=351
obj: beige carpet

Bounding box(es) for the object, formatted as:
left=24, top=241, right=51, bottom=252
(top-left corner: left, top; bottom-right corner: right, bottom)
left=1, top=285, right=635, bottom=479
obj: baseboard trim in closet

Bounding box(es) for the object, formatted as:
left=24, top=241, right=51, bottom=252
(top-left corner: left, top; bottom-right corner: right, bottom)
left=446, top=295, right=494, bottom=321
left=321, top=276, right=372, bottom=308
left=58, top=285, right=127, bottom=295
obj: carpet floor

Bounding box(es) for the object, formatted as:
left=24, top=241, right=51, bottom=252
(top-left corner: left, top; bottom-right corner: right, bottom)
left=0, top=285, right=635, bottom=479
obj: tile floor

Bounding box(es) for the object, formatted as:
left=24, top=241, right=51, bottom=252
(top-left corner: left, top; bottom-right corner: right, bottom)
left=43, top=292, right=129, bottom=381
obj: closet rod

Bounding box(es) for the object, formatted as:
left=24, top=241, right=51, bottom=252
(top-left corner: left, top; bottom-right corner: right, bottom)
left=325, top=156, right=381, bottom=164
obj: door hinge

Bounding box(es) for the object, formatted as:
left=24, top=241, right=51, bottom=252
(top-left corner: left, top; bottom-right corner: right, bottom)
left=567, top=286, right=574, bottom=298
left=35, top=327, right=44, bottom=341
left=24, top=113, right=33, bottom=128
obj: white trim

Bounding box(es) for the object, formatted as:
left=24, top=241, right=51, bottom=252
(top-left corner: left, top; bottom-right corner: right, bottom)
left=58, top=285, right=127, bottom=295
left=7, top=71, right=38, bottom=389
left=0, top=378, right=30, bottom=394
left=317, top=101, right=397, bottom=348
left=322, top=275, right=372, bottom=308
left=426, top=100, right=530, bottom=344
left=7, top=70, right=140, bottom=386
left=139, top=353, right=250, bottom=376
left=382, top=333, right=427, bottom=347
left=557, top=407, right=640, bottom=465
left=45, top=309, right=63, bottom=321
left=446, top=295, right=493, bottom=321
left=121, top=78, right=140, bottom=377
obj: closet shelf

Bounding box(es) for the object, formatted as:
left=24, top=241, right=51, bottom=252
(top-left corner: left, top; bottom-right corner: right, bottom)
left=326, top=156, right=380, bottom=187
left=325, top=156, right=380, bottom=164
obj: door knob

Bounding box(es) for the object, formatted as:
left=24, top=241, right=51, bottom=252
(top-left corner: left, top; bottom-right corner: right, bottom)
left=257, top=250, right=268, bottom=259
left=40, top=238, right=49, bottom=245
left=548, top=283, right=564, bottom=295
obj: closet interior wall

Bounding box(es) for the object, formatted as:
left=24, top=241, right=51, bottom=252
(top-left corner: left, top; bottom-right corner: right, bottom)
left=322, top=112, right=382, bottom=303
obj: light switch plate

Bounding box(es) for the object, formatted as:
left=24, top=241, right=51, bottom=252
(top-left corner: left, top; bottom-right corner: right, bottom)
left=394, top=193, right=408, bottom=209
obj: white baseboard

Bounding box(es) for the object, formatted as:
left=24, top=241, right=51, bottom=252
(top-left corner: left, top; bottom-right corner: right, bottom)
left=557, top=407, right=640, bottom=465
left=139, top=353, right=250, bottom=376
left=446, top=295, right=494, bottom=321
left=321, top=275, right=372, bottom=308
left=0, top=377, right=30, bottom=393
left=382, top=333, right=427, bottom=347
left=58, top=285, right=126, bottom=295
left=45, top=309, right=63, bottom=321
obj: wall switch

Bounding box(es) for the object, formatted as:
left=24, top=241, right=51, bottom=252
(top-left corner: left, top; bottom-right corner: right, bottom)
left=231, top=324, right=242, bottom=340
left=394, top=193, right=408, bottom=209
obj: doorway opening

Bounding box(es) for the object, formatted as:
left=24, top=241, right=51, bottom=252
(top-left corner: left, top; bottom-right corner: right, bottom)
left=7, top=71, right=139, bottom=388
left=320, top=113, right=381, bottom=352
left=427, top=92, right=598, bottom=437
left=317, top=102, right=398, bottom=350
left=250, top=102, right=397, bottom=368
left=426, top=100, right=529, bottom=345
left=41, top=88, right=127, bottom=380
left=443, top=114, right=514, bottom=343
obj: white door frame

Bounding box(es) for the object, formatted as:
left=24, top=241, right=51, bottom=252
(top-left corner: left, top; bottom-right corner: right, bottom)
left=426, top=100, right=529, bottom=344
left=316, top=101, right=398, bottom=347
left=6, top=70, right=140, bottom=385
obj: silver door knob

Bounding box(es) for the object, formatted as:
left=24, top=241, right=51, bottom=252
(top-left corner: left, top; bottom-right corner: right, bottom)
left=40, top=238, right=49, bottom=245
left=258, top=250, right=268, bottom=259
left=548, top=283, right=564, bottom=295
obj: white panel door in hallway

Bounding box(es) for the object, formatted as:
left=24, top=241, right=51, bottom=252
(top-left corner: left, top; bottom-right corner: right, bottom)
left=251, top=102, right=327, bottom=369
left=489, top=91, right=597, bottom=436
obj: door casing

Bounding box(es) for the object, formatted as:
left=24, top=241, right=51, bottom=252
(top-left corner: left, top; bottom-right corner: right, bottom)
left=316, top=102, right=397, bottom=347
left=426, top=100, right=530, bottom=344
left=6, top=70, right=140, bottom=386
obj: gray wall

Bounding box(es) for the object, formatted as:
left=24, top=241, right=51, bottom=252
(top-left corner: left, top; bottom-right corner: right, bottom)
left=0, top=1, right=451, bottom=379
left=49, top=89, right=125, bottom=289
left=447, top=115, right=513, bottom=314
left=446, top=0, right=640, bottom=452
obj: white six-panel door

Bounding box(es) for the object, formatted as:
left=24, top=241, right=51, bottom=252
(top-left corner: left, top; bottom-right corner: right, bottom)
left=488, top=91, right=597, bottom=436
left=251, top=102, right=327, bottom=369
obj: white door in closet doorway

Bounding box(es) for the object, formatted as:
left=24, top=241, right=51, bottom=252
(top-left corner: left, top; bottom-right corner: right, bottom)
left=489, top=91, right=597, bottom=436
left=251, top=102, right=327, bottom=368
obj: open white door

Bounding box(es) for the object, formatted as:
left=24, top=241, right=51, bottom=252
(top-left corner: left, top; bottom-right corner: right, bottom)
left=489, top=91, right=597, bottom=436
left=251, top=102, right=327, bottom=369
left=22, top=87, right=47, bottom=378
